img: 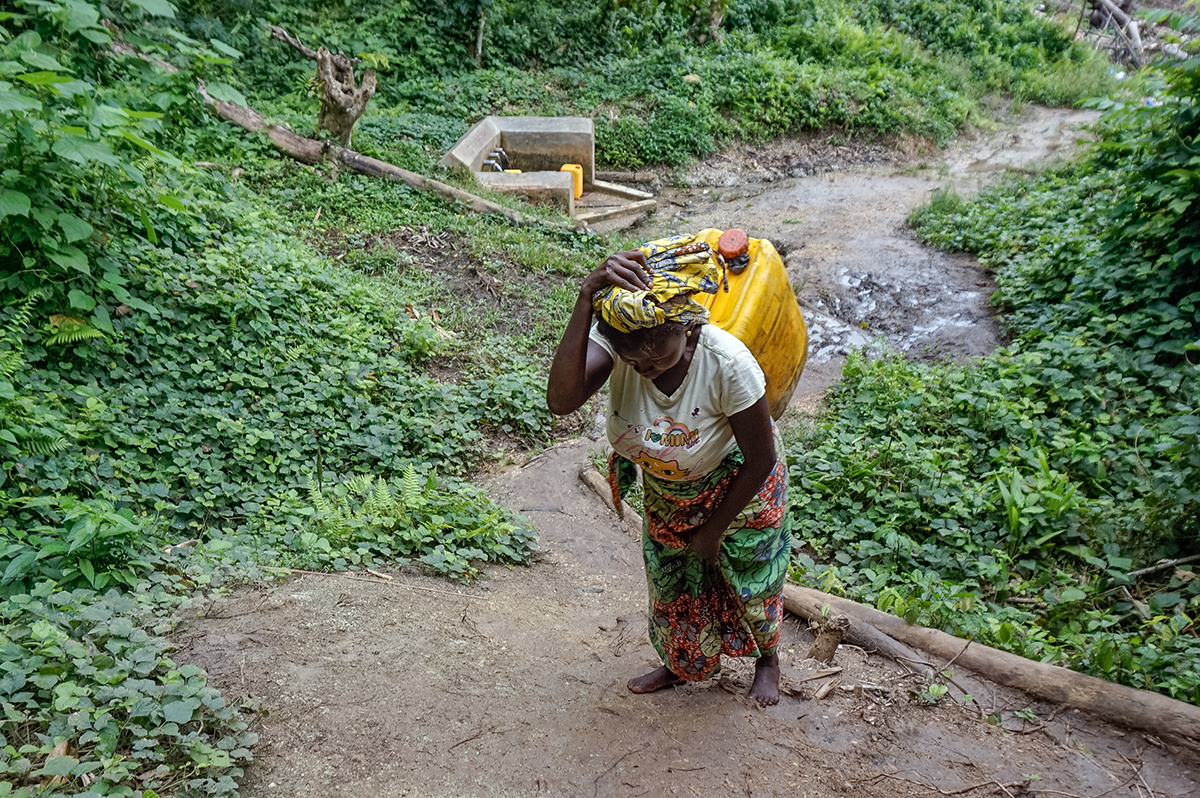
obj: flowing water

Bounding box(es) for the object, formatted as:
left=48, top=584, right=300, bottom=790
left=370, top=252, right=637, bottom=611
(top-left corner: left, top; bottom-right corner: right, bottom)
left=640, top=106, right=1101, bottom=401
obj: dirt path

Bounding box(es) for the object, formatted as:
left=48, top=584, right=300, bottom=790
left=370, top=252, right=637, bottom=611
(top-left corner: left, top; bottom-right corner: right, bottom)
left=180, top=444, right=1200, bottom=792
left=176, top=109, right=1200, bottom=796
left=180, top=443, right=1199, bottom=797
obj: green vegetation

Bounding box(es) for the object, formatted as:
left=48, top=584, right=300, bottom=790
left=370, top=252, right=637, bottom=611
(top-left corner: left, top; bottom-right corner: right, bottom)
left=787, top=51, right=1199, bottom=704
left=190, top=0, right=1112, bottom=167
left=2, top=585, right=255, bottom=798
left=0, top=0, right=1172, bottom=791
left=0, top=2, right=574, bottom=793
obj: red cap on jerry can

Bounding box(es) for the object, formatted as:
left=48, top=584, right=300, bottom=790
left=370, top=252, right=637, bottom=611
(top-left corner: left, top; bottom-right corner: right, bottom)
left=718, top=228, right=749, bottom=260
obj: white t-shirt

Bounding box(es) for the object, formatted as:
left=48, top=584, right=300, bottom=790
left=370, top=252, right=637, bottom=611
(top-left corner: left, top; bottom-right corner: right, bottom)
left=591, top=324, right=766, bottom=482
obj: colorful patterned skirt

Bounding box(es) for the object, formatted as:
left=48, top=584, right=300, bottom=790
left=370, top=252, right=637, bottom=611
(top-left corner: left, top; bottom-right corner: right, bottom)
left=610, top=434, right=791, bottom=681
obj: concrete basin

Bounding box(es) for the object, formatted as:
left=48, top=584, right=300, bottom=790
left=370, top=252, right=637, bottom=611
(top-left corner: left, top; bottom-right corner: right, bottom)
left=441, top=116, right=655, bottom=224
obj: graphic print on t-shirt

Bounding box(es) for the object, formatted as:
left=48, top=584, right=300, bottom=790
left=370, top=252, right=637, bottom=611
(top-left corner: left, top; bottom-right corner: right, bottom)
left=612, top=415, right=708, bottom=481
left=644, top=416, right=701, bottom=448
left=629, top=451, right=690, bottom=480
left=593, top=324, right=767, bottom=482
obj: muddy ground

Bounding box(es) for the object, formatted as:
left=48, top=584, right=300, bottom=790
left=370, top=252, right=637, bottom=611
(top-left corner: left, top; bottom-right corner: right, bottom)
left=176, top=108, right=1200, bottom=797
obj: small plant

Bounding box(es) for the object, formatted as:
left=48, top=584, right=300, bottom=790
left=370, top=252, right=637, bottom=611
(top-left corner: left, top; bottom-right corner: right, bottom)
left=301, top=466, right=536, bottom=581
left=911, top=681, right=949, bottom=704
left=0, top=497, right=158, bottom=596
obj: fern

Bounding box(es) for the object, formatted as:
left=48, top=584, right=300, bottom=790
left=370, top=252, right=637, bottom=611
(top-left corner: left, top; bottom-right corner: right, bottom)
left=363, top=477, right=395, bottom=516
left=283, top=343, right=307, bottom=363
left=345, top=473, right=375, bottom=497
left=22, top=431, right=70, bottom=455
left=43, top=320, right=106, bottom=347
left=2, top=289, right=46, bottom=345
left=306, top=475, right=337, bottom=515
left=0, top=349, right=22, bottom=381
left=400, top=463, right=424, bottom=511
left=0, top=290, right=45, bottom=379
left=306, top=475, right=354, bottom=540
left=293, top=469, right=534, bottom=581
left=0, top=290, right=71, bottom=457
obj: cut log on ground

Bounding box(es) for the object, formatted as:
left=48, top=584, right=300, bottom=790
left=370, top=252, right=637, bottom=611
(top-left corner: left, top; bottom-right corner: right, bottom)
left=197, top=83, right=559, bottom=228
left=784, top=583, right=934, bottom=674
left=783, top=584, right=1200, bottom=744
left=806, top=614, right=849, bottom=663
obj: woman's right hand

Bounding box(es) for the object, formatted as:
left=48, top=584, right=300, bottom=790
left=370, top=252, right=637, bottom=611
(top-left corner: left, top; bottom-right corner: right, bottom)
left=581, top=250, right=653, bottom=296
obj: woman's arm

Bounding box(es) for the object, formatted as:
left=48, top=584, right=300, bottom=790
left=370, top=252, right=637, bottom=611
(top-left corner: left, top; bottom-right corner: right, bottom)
left=546, top=251, right=651, bottom=416
left=686, top=394, right=776, bottom=562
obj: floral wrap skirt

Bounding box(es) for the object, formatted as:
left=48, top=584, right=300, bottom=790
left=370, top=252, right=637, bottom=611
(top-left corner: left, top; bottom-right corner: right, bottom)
left=609, top=432, right=791, bottom=681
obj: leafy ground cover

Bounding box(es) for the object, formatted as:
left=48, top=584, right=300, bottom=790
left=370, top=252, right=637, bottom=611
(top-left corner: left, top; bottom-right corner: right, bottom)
left=186, top=0, right=1114, bottom=167
left=786, top=53, right=1199, bottom=704
left=0, top=2, right=571, bottom=794
left=0, top=0, right=1163, bottom=794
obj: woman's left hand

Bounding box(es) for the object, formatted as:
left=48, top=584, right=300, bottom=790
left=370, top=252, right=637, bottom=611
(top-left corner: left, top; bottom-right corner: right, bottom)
left=686, top=521, right=723, bottom=563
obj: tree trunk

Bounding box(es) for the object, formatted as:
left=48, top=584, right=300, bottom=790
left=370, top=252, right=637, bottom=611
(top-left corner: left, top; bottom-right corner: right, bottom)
left=475, top=9, right=486, bottom=68
left=267, top=25, right=377, bottom=148
left=782, top=584, right=1200, bottom=744
left=707, top=0, right=726, bottom=42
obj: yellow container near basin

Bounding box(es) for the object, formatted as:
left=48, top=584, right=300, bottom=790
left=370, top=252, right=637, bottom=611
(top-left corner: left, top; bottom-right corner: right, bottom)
left=694, top=228, right=808, bottom=419
left=560, top=163, right=583, bottom=199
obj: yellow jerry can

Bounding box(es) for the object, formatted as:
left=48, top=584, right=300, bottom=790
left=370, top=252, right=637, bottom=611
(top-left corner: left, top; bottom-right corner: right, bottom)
left=559, top=164, right=584, bottom=199
left=694, top=228, right=808, bottom=420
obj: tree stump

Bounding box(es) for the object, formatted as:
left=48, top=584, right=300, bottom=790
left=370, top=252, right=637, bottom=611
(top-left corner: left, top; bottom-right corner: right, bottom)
left=806, top=615, right=850, bottom=664
left=267, top=25, right=377, bottom=148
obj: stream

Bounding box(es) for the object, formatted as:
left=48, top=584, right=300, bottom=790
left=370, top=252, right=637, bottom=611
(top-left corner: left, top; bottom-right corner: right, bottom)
left=637, top=106, right=1100, bottom=403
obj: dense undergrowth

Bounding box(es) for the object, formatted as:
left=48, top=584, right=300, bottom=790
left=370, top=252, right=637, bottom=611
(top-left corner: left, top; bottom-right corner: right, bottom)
left=787, top=53, right=1199, bottom=704
left=184, top=0, right=1114, bottom=167
left=0, top=0, right=1167, bottom=792
left=0, top=2, right=571, bottom=794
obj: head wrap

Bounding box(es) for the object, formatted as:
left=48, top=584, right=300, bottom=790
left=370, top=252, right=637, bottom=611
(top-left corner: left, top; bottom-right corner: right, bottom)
left=593, top=235, right=728, bottom=334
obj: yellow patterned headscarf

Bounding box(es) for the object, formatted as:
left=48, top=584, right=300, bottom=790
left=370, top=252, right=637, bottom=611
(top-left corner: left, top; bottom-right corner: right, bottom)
left=593, top=235, right=728, bottom=334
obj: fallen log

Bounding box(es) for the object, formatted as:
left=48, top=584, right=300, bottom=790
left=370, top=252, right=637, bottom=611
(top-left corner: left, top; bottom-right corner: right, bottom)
left=784, top=585, right=933, bottom=675
left=197, top=82, right=554, bottom=228
left=783, top=584, right=1200, bottom=743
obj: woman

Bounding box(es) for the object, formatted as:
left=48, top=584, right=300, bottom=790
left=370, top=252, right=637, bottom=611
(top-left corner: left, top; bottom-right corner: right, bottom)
left=546, top=237, right=792, bottom=707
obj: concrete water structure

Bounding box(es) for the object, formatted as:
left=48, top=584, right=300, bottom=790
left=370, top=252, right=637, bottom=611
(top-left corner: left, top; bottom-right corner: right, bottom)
left=441, top=115, right=655, bottom=225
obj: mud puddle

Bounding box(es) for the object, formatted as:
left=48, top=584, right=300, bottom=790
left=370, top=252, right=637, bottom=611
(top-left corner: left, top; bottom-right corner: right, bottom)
left=638, top=106, right=1100, bottom=397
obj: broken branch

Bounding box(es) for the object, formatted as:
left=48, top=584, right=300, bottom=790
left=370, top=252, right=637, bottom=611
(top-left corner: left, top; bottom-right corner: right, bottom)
left=267, top=24, right=319, bottom=60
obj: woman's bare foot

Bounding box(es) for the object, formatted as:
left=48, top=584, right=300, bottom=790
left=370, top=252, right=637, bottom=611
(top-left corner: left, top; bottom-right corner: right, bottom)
left=750, top=654, right=780, bottom=706
left=628, top=666, right=684, bottom=694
